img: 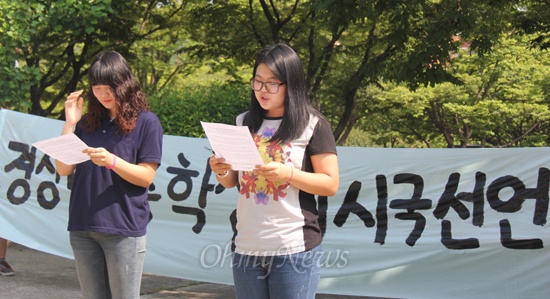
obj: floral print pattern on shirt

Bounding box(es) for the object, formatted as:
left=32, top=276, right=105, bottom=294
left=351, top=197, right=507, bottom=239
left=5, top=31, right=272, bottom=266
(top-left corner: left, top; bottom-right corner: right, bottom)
left=239, top=126, right=291, bottom=204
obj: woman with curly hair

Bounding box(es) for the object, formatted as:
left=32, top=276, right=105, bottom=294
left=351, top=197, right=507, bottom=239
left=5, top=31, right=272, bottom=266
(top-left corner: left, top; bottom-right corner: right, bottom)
left=55, top=51, right=163, bottom=299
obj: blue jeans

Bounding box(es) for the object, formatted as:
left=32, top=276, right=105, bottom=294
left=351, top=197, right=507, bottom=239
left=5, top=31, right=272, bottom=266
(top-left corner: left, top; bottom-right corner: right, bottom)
left=70, top=231, right=146, bottom=299
left=232, top=245, right=322, bottom=299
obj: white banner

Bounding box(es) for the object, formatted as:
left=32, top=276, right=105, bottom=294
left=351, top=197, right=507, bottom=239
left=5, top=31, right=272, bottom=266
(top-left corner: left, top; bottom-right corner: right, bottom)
left=1, top=108, right=549, bottom=299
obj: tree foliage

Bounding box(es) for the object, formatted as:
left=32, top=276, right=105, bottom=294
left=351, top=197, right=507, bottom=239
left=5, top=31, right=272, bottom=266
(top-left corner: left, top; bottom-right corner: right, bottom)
left=359, top=33, right=550, bottom=148
left=130, top=1, right=194, bottom=94
left=149, top=82, right=249, bottom=137
left=1, top=0, right=548, bottom=148
left=183, top=0, right=520, bottom=145
left=0, top=0, right=186, bottom=117
left=513, top=0, right=550, bottom=50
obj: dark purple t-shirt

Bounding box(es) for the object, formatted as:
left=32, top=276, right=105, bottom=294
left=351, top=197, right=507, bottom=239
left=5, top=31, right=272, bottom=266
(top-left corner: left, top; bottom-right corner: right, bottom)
left=68, top=111, right=163, bottom=237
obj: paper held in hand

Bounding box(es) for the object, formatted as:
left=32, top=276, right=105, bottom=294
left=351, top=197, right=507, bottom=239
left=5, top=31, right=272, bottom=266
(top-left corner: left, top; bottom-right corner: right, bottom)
left=200, top=121, right=264, bottom=171
left=32, top=133, right=90, bottom=165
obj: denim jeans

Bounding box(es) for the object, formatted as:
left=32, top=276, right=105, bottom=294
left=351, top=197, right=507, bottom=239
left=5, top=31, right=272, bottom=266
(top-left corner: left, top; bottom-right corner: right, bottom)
left=70, top=231, right=146, bottom=299
left=232, top=245, right=322, bottom=299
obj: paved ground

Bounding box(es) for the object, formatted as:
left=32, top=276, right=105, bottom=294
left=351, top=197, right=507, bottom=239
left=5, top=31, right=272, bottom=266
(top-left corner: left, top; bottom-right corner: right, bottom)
left=1, top=242, right=387, bottom=299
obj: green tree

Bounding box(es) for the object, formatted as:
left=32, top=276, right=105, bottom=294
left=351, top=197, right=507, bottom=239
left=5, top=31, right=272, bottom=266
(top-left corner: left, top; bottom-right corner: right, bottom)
left=149, top=83, right=250, bottom=137
left=0, top=46, right=40, bottom=111
left=363, top=33, right=550, bottom=148
left=130, top=1, right=195, bottom=94
left=0, top=0, right=186, bottom=117
left=513, top=0, right=550, bottom=50
left=184, top=0, right=518, bottom=145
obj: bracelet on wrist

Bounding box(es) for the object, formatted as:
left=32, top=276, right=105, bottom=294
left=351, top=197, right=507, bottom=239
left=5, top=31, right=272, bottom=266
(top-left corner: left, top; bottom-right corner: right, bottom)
left=217, top=170, right=229, bottom=178
left=288, top=165, right=294, bottom=183
left=105, top=154, right=117, bottom=170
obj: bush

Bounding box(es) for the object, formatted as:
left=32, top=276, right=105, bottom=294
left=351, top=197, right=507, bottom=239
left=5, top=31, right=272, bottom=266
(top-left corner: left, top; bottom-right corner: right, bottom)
left=149, top=82, right=250, bottom=137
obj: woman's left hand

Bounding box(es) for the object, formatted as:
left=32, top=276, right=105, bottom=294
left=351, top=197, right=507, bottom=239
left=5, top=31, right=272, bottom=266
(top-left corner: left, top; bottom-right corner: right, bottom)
left=83, top=147, right=115, bottom=168
left=254, top=162, right=292, bottom=182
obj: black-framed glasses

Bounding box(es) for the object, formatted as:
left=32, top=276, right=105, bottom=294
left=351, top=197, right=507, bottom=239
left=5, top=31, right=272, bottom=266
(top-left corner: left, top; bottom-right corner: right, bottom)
left=250, top=79, right=285, bottom=94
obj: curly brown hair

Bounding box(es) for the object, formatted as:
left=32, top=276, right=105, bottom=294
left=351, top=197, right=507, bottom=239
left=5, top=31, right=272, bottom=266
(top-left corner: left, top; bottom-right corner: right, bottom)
left=80, top=51, right=149, bottom=134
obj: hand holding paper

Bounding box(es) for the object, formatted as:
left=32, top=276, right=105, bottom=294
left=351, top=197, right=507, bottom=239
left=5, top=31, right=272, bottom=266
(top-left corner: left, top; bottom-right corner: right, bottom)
left=201, top=121, right=264, bottom=171
left=32, top=134, right=90, bottom=165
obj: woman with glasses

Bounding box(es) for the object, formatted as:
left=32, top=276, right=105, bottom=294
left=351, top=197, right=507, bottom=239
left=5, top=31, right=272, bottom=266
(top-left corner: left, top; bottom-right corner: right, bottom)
left=209, top=43, right=339, bottom=299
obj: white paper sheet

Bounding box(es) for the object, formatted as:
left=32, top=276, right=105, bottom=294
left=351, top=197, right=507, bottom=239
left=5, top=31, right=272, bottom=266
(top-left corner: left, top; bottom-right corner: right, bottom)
left=201, top=121, right=264, bottom=171
left=32, top=133, right=90, bottom=165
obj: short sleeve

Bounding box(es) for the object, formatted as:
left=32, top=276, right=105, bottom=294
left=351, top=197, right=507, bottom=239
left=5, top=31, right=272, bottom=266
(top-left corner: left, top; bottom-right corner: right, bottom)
left=137, top=112, right=163, bottom=165
left=307, top=117, right=337, bottom=156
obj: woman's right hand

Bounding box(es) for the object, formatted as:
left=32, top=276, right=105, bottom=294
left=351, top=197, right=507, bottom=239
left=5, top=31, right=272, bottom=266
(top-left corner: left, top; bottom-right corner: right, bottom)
left=209, top=154, right=232, bottom=177
left=65, top=90, right=84, bottom=126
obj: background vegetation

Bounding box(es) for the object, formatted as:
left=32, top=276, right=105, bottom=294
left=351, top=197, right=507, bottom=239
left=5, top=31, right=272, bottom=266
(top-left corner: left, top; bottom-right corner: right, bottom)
left=1, top=0, right=548, bottom=148
left=149, top=82, right=249, bottom=137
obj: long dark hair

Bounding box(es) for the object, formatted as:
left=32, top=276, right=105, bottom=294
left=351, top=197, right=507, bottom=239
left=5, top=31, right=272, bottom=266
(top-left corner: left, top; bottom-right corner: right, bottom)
left=243, top=43, right=322, bottom=143
left=81, top=51, right=149, bottom=134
